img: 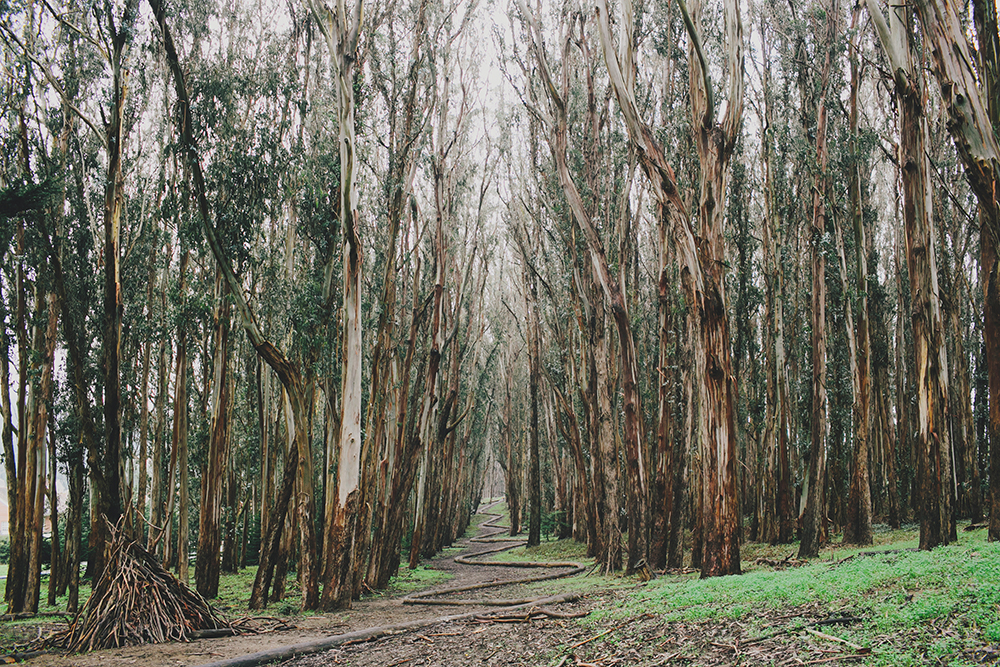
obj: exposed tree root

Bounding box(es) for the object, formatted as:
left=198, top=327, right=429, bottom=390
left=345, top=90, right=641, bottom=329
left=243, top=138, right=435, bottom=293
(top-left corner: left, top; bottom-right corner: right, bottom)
left=403, top=502, right=586, bottom=606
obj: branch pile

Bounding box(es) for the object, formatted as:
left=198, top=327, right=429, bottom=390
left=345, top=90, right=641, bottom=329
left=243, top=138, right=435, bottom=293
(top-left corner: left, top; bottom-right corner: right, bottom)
left=46, top=524, right=229, bottom=652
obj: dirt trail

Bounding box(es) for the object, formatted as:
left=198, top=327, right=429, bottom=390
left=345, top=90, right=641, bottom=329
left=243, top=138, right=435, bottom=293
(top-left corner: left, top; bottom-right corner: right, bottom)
left=15, top=500, right=590, bottom=667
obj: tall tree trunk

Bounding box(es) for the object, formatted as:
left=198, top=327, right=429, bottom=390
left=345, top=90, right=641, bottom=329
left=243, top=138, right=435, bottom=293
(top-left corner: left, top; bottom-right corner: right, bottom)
left=0, top=280, right=16, bottom=610
left=47, top=415, right=60, bottom=607
left=520, top=3, right=646, bottom=569
left=592, top=0, right=742, bottom=576
left=970, top=0, right=999, bottom=542
left=94, top=0, right=138, bottom=587
left=195, top=270, right=232, bottom=598
left=799, top=0, right=835, bottom=559
left=66, top=454, right=83, bottom=612
left=0, top=278, right=17, bottom=608
left=23, top=292, right=57, bottom=612
left=843, top=6, right=873, bottom=545
left=523, top=245, right=542, bottom=547
left=136, top=243, right=158, bottom=540
left=759, top=13, right=793, bottom=544
left=308, top=0, right=364, bottom=610
left=150, top=0, right=320, bottom=608
left=362, top=0, right=428, bottom=591
left=684, top=0, right=744, bottom=577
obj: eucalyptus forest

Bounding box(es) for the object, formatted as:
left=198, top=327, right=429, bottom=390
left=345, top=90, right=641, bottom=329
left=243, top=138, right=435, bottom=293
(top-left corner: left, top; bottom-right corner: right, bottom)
left=0, top=0, right=998, bottom=649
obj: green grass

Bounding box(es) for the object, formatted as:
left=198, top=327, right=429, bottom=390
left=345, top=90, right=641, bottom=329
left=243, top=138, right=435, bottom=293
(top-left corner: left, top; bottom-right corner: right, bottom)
left=591, top=524, right=999, bottom=665
left=499, top=537, right=590, bottom=563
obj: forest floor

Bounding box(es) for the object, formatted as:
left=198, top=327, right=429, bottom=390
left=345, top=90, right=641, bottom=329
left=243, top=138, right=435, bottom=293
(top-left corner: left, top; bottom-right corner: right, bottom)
left=2, top=505, right=999, bottom=666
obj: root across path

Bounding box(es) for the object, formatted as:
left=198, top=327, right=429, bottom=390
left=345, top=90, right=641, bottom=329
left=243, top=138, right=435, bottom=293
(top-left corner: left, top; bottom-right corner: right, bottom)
left=402, top=501, right=586, bottom=607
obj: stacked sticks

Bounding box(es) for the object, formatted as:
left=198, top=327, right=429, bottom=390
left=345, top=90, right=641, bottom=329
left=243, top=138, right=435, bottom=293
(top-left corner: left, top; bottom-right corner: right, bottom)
left=48, top=523, right=229, bottom=652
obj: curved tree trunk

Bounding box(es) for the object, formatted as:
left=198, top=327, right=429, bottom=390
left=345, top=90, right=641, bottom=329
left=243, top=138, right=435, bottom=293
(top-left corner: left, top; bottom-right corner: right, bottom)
left=150, top=0, right=319, bottom=607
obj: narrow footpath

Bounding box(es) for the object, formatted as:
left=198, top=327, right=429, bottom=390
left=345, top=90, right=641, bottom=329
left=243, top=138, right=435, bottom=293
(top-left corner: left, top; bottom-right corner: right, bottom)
left=21, top=500, right=593, bottom=667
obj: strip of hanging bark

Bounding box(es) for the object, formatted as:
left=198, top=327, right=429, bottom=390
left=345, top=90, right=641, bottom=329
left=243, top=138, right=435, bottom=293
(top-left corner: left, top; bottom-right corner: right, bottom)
left=41, top=521, right=228, bottom=652
left=192, top=592, right=580, bottom=667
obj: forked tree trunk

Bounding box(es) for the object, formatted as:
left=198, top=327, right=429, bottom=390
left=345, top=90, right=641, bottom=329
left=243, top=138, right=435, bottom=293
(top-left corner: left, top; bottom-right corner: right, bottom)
left=868, top=0, right=956, bottom=548
left=592, top=0, right=742, bottom=576
left=684, top=0, right=744, bottom=577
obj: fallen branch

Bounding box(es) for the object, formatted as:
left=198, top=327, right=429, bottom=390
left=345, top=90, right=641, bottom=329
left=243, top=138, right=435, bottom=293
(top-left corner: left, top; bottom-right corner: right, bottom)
left=476, top=607, right=590, bottom=623
left=753, top=554, right=806, bottom=568
left=568, top=621, right=627, bottom=650
left=802, top=654, right=865, bottom=665
left=804, top=627, right=869, bottom=654
left=0, top=611, right=73, bottom=622
left=810, top=616, right=864, bottom=627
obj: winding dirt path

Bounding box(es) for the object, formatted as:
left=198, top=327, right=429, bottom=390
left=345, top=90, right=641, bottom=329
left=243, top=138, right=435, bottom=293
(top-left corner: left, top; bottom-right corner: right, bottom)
left=19, top=500, right=589, bottom=667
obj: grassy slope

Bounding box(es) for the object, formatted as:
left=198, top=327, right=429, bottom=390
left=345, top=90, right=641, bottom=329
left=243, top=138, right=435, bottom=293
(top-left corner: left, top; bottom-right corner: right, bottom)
left=481, top=503, right=998, bottom=665
left=599, top=526, right=999, bottom=665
